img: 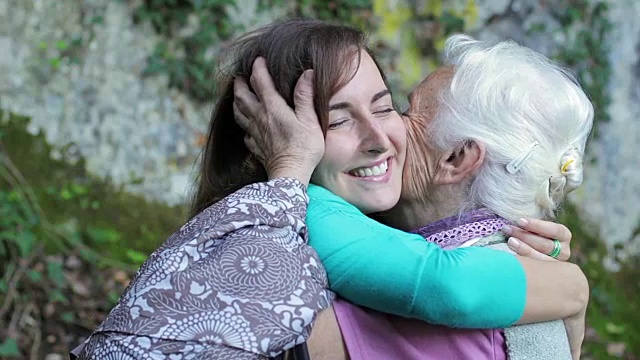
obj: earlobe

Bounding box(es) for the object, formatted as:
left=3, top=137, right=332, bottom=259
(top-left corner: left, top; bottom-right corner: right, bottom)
left=434, top=141, right=485, bottom=185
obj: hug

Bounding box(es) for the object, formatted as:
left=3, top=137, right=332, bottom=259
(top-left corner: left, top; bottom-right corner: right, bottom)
left=72, top=18, right=592, bottom=360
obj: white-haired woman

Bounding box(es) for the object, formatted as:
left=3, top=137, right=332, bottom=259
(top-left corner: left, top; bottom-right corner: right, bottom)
left=316, top=35, right=592, bottom=360
left=236, top=35, right=592, bottom=360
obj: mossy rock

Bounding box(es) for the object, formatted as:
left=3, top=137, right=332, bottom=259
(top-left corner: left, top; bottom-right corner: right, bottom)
left=0, top=110, right=187, bottom=267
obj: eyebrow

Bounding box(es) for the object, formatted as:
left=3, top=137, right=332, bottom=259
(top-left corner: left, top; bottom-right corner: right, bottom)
left=329, top=89, right=392, bottom=111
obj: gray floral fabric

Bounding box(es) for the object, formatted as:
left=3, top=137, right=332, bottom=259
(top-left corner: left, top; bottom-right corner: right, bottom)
left=72, top=178, right=334, bottom=359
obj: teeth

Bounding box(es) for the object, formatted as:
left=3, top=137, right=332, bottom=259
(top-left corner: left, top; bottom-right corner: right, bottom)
left=351, top=161, right=388, bottom=177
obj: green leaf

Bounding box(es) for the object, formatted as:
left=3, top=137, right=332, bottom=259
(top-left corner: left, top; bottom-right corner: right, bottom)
left=27, top=269, right=43, bottom=282
left=49, top=288, right=69, bottom=304
left=47, top=260, right=65, bottom=288
left=79, top=248, right=98, bottom=263
left=60, top=188, right=73, bottom=200
left=16, top=231, right=36, bottom=257
left=55, top=40, right=69, bottom=51
left=86, top=227, right=121, bottom=244
left=70, top=183, right=88, bottom=195
left=0, top=338, right=21, bottom=357
left=126, top=249, right=148, bottom=265
left=605, top=322, right=625, bottom=335
left=61, top=311, right=75, bottom=323
left=48, top=57, right=61, bottom=69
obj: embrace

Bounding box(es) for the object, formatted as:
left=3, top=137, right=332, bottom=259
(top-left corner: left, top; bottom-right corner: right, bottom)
left=72, top=19, right=593, bottom=360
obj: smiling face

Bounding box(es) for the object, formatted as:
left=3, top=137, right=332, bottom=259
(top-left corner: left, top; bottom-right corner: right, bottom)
left=311, top=51, right=407, bottom=214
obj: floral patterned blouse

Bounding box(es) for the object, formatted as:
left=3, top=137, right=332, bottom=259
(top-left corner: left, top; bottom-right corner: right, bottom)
left=71, top=178, right=334, bottom=359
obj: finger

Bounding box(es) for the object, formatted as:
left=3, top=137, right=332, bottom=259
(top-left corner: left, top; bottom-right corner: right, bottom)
left=293, top=69, right=317, bottom=122
left=250, top=57, right=287, bottom=108
left=244, top=134, right=265, bottom=163
left=508, top=237, right=557, bottom=262
left=515, top=218, right=572, bottom=243
left=234, top=77, right=262, bottom=117
left=502, top=225, right=570, bottom=261
left=233, top=101, right=261, bottom=138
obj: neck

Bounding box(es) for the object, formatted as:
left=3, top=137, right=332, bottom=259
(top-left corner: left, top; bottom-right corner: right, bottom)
left=379, top=183, right=469, bottom=231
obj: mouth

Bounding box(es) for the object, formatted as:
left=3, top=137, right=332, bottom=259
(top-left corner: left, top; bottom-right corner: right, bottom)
left=347, top=157, right=392, bottom=181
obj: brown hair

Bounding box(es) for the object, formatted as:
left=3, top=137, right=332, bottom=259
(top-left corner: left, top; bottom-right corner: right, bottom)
left=190, top=19, right=385, bottom=217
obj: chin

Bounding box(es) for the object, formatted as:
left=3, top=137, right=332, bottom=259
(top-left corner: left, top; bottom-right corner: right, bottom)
left=356, top=193, right=401, bottom=214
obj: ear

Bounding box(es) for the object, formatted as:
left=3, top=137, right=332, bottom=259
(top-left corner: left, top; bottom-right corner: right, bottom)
left=433, top=140, right=485, bottom=185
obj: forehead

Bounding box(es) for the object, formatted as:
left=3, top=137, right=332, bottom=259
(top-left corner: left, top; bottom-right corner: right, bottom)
left=406, top=66, right=454, bottom=117
left=329, top=50, right=387, bottom=101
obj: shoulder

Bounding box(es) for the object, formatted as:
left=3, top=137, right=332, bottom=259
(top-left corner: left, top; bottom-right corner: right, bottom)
left=307, top=184, right=366, bottom=220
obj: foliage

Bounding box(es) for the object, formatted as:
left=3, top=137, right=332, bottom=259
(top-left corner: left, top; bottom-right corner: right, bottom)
left=559, top=205, right=640, bottom=359
left=297, top=0, right=374, bottom=29
left=550, top=0, right=612, bottom=139
left=132, top=0, right=378, bottom=102
left=0, top=110, right=186, bottom=357
left=132, top=0, right=238, bottom=102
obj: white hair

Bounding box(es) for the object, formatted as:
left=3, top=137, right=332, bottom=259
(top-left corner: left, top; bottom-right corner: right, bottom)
left=429, top=35, right=594, bottom=221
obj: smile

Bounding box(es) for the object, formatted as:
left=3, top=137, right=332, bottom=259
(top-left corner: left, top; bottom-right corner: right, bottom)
left=348, top=159, right=389, bottom=178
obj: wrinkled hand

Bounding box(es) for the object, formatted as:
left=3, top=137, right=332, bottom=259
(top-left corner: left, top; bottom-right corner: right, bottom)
left=233, top=57, right=324, bottom=185
left=503, top=218, right=572, bottom=262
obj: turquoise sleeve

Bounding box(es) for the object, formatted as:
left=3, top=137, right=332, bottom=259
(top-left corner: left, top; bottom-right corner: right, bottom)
left=307, top=185, right=527, bottom=328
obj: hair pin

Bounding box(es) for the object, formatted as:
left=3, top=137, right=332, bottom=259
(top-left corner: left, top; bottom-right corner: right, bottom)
left=506, top=141, right=539, bottom=174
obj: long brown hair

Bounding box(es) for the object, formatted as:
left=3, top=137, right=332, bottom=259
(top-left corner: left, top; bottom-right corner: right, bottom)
left=190, top=19, right=385, bottom=217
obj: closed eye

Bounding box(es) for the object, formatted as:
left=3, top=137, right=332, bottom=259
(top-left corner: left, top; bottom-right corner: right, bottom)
left=374, top=108, right=395, bottom=115
left=328, top=119, right=350, bottom=130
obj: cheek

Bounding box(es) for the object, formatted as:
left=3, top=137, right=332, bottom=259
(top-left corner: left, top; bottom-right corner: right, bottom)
left=313, top=135, right=352, bottom=182
left=388, top=117, right=408, bottom=159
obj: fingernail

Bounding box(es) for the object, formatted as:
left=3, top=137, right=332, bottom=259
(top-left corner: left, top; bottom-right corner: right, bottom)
left=304, top=69, right=314, bottom=80
left=507, top=237, right=521, bottom=250
left=501, top=225, right=513, bottom=234
left=517, top=218, right=529, bottom=227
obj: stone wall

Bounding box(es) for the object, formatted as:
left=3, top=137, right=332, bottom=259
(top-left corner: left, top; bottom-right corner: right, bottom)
left=1, top=0, right=638, bottom=266
left=0, top=0, right=209, bottom=205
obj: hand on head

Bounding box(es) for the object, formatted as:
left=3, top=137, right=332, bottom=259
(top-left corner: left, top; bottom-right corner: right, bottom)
left=233, top=57, right=324, bottom=185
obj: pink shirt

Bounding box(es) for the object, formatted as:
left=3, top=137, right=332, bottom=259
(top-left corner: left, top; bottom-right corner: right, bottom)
left=332, top=209, right=510, bottom=360
left=333, top=299, right=507, bottom=360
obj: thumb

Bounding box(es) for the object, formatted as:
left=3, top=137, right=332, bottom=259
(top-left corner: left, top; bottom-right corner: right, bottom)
left=293, top=70, right=316, bottom=121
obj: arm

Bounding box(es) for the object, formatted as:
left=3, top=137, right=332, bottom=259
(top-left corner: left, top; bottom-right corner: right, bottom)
left=308, top=185, right=588, bottom=330
left=75, top=179, right=333, bottom=359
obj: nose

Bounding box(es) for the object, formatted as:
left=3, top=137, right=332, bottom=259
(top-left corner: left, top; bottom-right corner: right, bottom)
left=358, top=116, right=391, bottom=155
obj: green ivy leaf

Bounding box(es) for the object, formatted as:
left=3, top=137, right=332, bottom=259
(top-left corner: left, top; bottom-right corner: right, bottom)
left=0, top=338, right=21, bottom=357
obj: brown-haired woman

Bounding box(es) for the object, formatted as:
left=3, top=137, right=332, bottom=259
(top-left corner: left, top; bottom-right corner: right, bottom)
left=71, top=19, right=368, bottom=360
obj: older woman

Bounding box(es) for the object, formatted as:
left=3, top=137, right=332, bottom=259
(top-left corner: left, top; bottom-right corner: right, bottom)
left=236, top=34, right=592, bottom=360
left=325, top=36, right=591, bottom=360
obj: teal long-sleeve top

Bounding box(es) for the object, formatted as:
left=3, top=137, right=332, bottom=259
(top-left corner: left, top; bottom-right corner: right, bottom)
left=306, top=184, right=527, bottom=329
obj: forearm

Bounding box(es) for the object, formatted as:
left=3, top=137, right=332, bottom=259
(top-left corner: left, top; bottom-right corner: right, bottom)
left=75, top=178, right=333, bottom=358
left=516, top=257, right=589, bottom=324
